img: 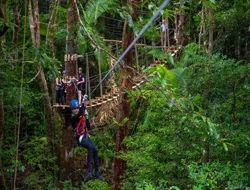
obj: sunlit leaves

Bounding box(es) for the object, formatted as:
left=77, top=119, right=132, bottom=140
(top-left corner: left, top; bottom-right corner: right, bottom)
left=113, top=117, right=129, bottom=127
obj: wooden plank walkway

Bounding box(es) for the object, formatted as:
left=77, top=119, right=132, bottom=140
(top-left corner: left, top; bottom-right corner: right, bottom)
left=52, top=76, right=144, bottom=109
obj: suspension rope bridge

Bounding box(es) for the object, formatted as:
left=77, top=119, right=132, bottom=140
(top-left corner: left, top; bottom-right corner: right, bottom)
left=53, top=44, right=181, bottom=109
left=52, top=0, right=180, bottom=109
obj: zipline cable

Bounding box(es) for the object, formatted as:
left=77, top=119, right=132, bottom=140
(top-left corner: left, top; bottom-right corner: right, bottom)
left=90, top=0, right=172, bottom=95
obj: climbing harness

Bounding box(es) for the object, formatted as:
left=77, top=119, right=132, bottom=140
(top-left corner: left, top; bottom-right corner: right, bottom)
left=75, top=106, right=86, bottom=137
left=75, top=95, right=88, bottom=137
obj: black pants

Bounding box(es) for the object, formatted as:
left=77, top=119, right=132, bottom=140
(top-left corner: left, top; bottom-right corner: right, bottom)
left=56, top=89, right=65, bottom=105
left=61, top=90, right=66, bottom=105
left=56, top=89, right=61, bottom=104
left=79, top=135, right=99, bottom=171
left=77, top=84, right=85, bottom=96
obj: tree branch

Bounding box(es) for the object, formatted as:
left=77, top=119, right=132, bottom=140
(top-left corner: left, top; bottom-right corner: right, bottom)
left=27, top=66, right=41, bottom=83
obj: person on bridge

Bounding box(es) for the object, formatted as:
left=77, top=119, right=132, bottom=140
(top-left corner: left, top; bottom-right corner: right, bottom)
left=70, top=98, right=104, bottom=181
left=160, top=19, right=168, bottom=49
left=56, top=70, right=66, bottom=105
left=160, top=19, right=167, bottom=32
left=61, top=70, right=67, bottom=104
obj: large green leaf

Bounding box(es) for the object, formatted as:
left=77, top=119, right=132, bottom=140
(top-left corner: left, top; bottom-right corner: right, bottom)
left=85, top=0, right=117, bottom=24
left=155, top=64, right=177, bottom=89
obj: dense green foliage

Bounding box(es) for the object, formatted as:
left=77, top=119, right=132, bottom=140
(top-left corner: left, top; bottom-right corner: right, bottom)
left=121, top=51, right=250, bottom=189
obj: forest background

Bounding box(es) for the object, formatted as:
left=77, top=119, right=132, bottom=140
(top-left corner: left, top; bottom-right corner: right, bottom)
left=0, top=0, right=250, bottom=189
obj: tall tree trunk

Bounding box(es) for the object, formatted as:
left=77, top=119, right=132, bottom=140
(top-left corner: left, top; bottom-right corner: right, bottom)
left=0, top=96, right=6, bottom=189
left=198, top=0, right=205, bottom=54
left=203, top=141, right=210, bottom=163
left=208, top=5, right=214, bottom=55
left=28, top=1, right=57, bottom=185
left=175, top=10, right=185, bottom=47
left=166, top=17, right=170, bottom=47
left=203, top=3, right=214, bottom=159
left=12, top=5, right=20, bottom=69
left=13, top=1, right=27, bottom=187
left=59, top=0, right=78, bottom=181
left=28, top=0, right=53, bottom=129
left=113, top=1, right=137, bottom=189
left=231, top=81, right=236, bottom=121
left=0, top=1, right=8, bottom=40
left=46, top=4, right=59, bottom=179
left=65, top=0, right=78, bottom=103
left=12, top=5, right=20, bottom=45
left=46, top=0, right=58, bottom=106
left=28, top=0, right=40, bottom=49
left=28, top=0, right=55, bottom=164
left=46, top=0, right=58, bottom=58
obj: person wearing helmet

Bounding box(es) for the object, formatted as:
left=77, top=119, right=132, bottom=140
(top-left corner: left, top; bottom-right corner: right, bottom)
left=70, top=99, right=103, bottom=181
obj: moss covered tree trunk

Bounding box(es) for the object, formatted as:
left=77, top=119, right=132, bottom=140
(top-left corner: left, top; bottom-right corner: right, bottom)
left=59, top=0, right=78, bottom=181
left=12, top=5, right=20, bottom=45
left=28, top=0, right=54, bottom=136
left=0, top=97, right=6, bottom=189
left=46, top=0, right=58, bottom=105
left=28, top=0, right=56, bottom=174
left=112, top=0, right=137, bottom=189
left=208, top=5, right=214, bottom=55
left=0, top=1, right=8, bottom=39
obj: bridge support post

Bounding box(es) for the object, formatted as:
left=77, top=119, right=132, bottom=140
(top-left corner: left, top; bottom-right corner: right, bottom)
left=98, top=49, right=103, bottom=96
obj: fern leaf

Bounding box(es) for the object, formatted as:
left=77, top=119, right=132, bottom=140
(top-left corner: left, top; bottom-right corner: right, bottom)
left=85, top=0, right=117, bottom=24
